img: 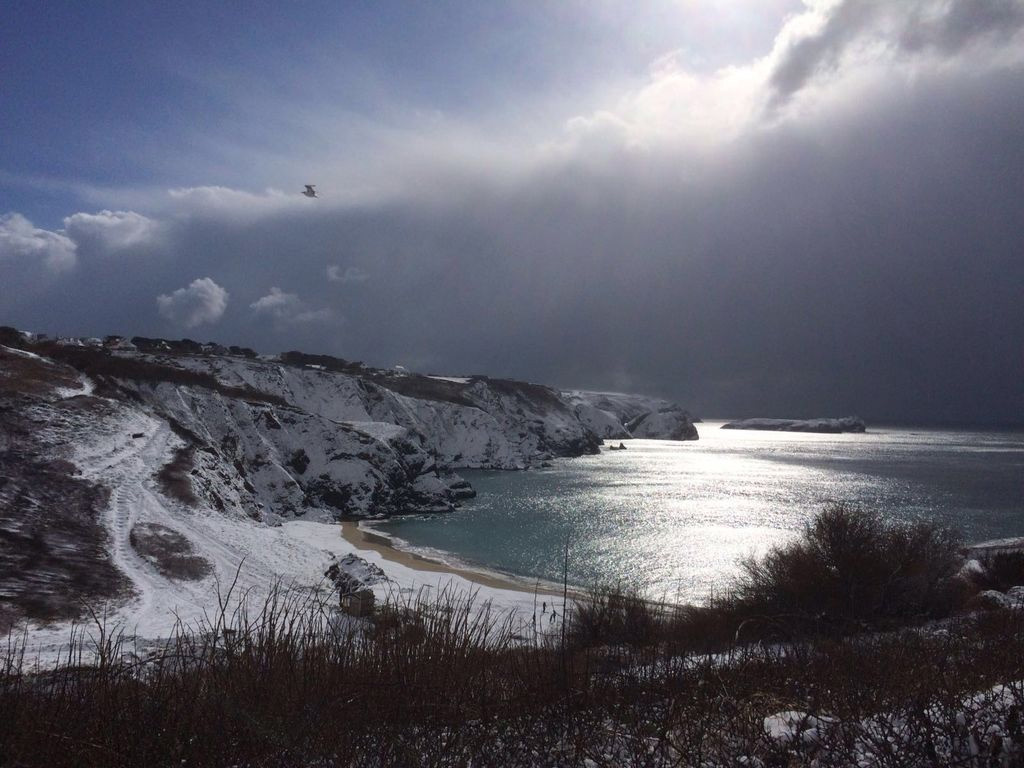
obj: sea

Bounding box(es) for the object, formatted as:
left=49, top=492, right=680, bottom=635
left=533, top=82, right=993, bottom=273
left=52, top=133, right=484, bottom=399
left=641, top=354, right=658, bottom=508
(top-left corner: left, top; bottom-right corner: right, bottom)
left=371, top=422, right=1024, bottom=602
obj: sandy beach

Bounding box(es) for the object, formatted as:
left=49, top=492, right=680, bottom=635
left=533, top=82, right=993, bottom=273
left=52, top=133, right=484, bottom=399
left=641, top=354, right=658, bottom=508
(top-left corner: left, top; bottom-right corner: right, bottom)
left=340, top=521, right=569, bottom=597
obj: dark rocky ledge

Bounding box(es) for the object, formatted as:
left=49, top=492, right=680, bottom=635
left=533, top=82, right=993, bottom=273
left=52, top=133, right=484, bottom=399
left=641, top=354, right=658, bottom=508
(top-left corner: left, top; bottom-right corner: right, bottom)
left=721, top=417, right=866, bottom=434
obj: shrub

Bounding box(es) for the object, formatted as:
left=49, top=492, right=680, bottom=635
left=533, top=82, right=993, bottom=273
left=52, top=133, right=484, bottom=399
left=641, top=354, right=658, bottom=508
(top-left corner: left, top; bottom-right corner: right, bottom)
left=155, top=445, right=198, bottom=505
left=2, top=584, right=1023, bottom=767
left=570, top=506, right=972, bottom=651
left=35, top=344, right=288, bottom=406
left=727, top=503, right=965, bottom=634
left=569, top=584, right=664, bottom=647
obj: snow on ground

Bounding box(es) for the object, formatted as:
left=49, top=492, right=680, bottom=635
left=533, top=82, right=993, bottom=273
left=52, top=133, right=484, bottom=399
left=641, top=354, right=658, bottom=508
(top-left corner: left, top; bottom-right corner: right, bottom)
left=763, top=681, right=1024, bottom=765
left=0, top=344, right=46, bottom=361
left=18, top=513, right=559, bottom=666
left=427, top=375, right=472, bottom=384
left=53, top=372, right=94, bottom=399
left=14, top=396, right=558, bottom=664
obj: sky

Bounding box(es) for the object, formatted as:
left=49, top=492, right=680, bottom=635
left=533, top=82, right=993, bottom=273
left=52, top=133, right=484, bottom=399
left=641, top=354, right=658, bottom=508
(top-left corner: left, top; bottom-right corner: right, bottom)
left=2, top=0, right=1023, bottom=425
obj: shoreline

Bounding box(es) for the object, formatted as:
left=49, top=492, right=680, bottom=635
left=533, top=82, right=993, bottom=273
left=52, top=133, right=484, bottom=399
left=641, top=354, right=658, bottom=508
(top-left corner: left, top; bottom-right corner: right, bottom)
left=340, top=521, right=571, bottom=597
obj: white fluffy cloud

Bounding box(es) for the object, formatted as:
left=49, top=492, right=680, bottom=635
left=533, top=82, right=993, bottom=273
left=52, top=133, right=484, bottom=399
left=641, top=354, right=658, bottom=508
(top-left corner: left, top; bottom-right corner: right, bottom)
left=63, top=209, right=159, bottom=250
left=326, top=265, right=369, bottom=283
left=0, top=208, right=158, bottom=277
left=166, top=186, right=308, bottom=221
left=250, top=286, right=334, bottom=324
left=0, top=212, right=77, bottom=272
left=156, top=277, right=229, bottom=328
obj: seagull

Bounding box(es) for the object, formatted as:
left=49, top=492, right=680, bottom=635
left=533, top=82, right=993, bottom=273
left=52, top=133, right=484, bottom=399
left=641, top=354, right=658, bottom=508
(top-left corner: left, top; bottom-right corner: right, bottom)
left=302, top=184, right=318, bottom=198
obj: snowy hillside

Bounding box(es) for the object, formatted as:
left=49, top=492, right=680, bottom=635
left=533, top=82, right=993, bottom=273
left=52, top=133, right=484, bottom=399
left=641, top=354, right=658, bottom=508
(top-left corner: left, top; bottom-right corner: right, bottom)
left=562, top=390, right=699, bottom=441
left=0, top=331, right=703, bottom=643
left=130, top=351, right=603, bottom=470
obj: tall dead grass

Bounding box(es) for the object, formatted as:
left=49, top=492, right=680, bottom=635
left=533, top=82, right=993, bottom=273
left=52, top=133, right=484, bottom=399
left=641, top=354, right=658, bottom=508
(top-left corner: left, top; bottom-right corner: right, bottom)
left=2, top=506, right=1021, bottom=766
left=3, top=588, right=1021, bottom=767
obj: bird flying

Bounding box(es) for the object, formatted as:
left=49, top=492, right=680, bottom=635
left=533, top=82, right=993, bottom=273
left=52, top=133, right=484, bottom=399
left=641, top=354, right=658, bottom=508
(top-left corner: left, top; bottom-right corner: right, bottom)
left=303, top=185, right=318, bottom=198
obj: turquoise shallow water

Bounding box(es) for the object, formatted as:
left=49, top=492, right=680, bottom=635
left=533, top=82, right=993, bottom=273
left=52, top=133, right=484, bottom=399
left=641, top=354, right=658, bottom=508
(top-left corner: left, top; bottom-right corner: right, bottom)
left=374, top=422, right=1024, bottom=601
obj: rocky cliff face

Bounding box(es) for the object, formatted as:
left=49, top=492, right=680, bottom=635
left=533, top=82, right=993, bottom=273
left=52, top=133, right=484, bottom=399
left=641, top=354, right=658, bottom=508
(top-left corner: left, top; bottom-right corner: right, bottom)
left=0, top=331, right=700, bottom=632
left=3, top=334, right=701, bottom=529
left=5, top=340, right=612, bottom=521
left=121, top=379, right=467, bottom=521
left=562, top=390, right=700, bottom=441
left=132, top=353, right=603, bottom=471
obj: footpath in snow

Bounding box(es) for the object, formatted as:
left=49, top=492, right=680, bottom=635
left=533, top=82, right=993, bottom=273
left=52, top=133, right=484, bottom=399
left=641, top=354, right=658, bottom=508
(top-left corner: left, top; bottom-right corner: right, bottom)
left=17, top=391, right=562, bottom=664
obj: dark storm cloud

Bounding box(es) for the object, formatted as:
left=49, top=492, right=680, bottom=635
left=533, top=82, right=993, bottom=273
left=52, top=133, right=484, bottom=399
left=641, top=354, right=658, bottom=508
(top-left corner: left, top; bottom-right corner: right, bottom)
left=2, top=0, right=1023, bottom=425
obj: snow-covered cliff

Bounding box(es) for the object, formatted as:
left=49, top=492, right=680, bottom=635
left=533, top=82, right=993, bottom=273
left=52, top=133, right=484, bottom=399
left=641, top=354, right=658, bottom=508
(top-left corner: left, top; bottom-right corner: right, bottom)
left=123, top=379, right=469, bottom=521
left=2, top=334, right=702, bottom=535
left=0, top=330, right=708, bottom=647
left=562, top=390, right=699, bottom=441
left=134, top=352, right=602, bottom=470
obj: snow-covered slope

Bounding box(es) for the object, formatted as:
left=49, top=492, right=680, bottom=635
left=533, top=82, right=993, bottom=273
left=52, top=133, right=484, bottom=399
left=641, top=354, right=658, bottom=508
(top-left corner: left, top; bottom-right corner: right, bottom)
left=0, top=345, right=132, bottom=631
left=721, top=416, right=866, bottom=433
left=1, top=339, right=621, bottom=530
left=0, top=331, right=696, bottom=650
left=138, top=353, right=604, bottom=469
left=0, top=340, right=574, bottom=648
left=11, top=340, right=697, bottom=536
left=121, top=379, right=466, bottom=520
left=562, top=390, right=699, bottom=441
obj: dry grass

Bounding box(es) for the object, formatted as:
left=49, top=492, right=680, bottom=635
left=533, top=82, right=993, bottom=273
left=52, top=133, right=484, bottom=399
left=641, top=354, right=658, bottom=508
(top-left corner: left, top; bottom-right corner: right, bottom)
left=128, top=523, right=212, bottom=581
left=154, top=445, right=198, bottom=506
left=1, top=585, right=1022, bottom=767
left=1, top=506, right=1020, bottom=766
left=35, top=344, right=288, bottom=407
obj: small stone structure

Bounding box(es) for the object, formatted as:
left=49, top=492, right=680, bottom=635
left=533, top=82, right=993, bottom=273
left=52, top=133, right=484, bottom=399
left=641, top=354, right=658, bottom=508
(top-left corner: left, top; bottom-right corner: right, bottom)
left=340, top=588, right=375, bottom=617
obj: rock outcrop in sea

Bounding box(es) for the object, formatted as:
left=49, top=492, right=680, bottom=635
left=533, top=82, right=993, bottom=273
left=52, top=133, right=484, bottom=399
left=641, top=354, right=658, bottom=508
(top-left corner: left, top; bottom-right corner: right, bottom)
left=721, top=416, right=866, bottom=433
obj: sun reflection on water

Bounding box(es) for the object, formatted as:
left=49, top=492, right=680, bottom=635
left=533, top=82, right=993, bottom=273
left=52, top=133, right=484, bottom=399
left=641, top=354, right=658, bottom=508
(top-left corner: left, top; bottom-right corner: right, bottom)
left=375, top=423, right=1024, bottom=601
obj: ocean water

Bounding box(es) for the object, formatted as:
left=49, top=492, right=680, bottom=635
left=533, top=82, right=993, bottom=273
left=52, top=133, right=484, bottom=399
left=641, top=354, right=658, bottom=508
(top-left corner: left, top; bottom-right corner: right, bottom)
left=373, top=422, right=1024, bottom=601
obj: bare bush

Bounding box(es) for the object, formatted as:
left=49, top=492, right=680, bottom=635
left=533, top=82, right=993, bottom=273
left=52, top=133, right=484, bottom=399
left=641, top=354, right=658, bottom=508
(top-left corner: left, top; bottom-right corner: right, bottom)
left=154, top=446, right=198, bottom=506
left=2, top=508, right=1020, bottom=767
left=727, top=503, right=965, bottom=635
left=569, top=584, right=664, bottom=648
left=2, top=587, right=1022, bottom=767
